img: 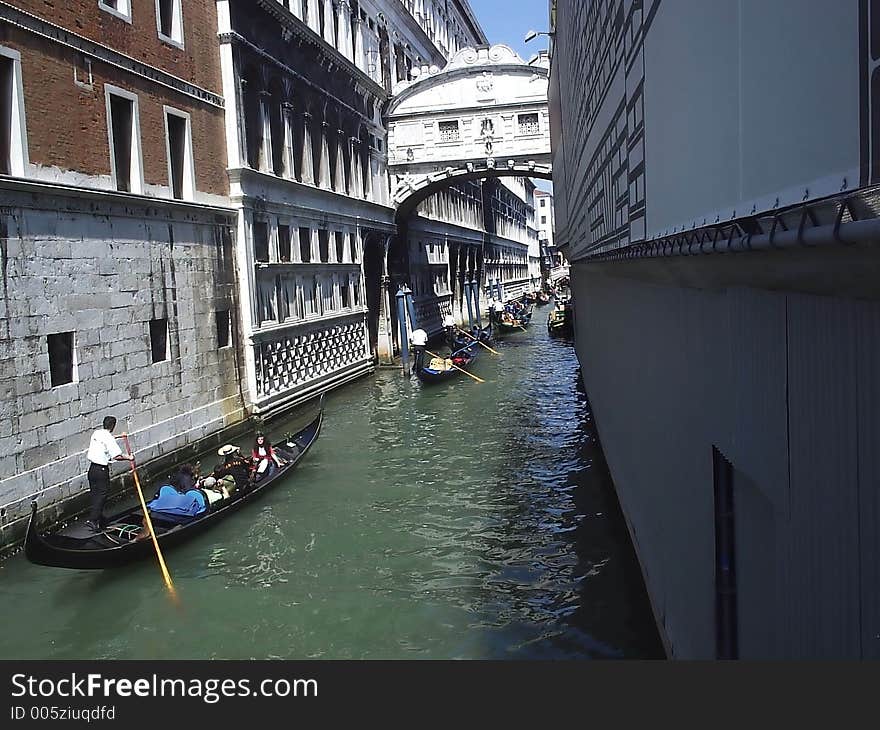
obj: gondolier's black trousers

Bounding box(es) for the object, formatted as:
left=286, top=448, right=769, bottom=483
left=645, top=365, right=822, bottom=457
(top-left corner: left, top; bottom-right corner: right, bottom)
left=87, top=462, right=110, bottom=524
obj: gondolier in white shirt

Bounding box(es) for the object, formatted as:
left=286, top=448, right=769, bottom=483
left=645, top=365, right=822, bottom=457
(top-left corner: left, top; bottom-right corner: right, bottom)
left=85, top=415, right=134, bottom=531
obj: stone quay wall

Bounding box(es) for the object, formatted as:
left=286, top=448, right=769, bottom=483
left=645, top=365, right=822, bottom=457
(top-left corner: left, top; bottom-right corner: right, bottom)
left=0, top=179, right=248, bottom=555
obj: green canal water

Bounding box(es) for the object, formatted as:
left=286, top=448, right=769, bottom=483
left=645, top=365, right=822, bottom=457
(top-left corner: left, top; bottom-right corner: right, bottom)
left=0, top=319, right=663, bottom=659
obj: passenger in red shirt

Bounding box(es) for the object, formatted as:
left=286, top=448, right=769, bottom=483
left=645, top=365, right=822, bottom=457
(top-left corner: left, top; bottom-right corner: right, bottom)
left=252, top=433, right=284, bottom=481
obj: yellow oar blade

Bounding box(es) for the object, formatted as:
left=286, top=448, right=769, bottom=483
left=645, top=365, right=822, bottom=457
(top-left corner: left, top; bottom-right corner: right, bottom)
left=455, top=327, right=500, bottom=355
left=122, top=433, right=178, bottom=603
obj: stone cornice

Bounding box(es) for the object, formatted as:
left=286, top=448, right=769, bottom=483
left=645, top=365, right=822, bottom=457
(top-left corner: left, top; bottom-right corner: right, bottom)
left=0, top=1, right=224, bottom=108
left=227, top=166, right=396, bottom=229
left=0, top=176, right=235, bottom=220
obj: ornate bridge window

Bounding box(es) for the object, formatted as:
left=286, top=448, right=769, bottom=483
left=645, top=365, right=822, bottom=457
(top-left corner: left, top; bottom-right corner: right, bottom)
left=438, top=120, right=461, bottom=142
left=517, top=113, right=539, bottom=135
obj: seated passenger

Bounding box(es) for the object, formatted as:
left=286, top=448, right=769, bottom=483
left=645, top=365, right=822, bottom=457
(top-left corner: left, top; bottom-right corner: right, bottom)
left=197, top=475, right=227, bottom=507
left=252, top=432, right=284, bottom=482
left=169, top=463, right=198, bottom=493
left=213, top=445, right=252, bottom=490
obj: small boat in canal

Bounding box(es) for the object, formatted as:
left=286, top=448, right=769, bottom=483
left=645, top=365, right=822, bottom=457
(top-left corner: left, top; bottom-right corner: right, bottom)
left=548, top=300, right=573, bottom=337
left=24, top=398, right=324, bottom=570
left=412, top=342, right=480, bottom=384
left=411, top=328, right=481, bottom=384
left=492, top=303, right=532, bottom=333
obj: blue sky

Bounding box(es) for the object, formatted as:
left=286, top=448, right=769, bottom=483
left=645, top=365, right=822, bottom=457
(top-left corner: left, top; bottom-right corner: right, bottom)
left=467, top=1, right=553, bottom=192
left=467, top=0, right=552, bottom=62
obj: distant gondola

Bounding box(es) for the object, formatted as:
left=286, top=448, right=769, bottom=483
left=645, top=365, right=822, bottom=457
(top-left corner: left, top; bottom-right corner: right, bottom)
left=492, top=304, right=532, bottom=333
left=548, top=301, right=573, bottom=337
left=24, top=398, right=324, bottom=570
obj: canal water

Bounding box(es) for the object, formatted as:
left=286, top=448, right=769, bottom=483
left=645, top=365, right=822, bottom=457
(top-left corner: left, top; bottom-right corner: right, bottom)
left=0, top=315, right=663, bottom=659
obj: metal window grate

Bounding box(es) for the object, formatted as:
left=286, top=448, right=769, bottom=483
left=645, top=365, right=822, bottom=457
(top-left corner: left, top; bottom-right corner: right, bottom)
left=518, top=113, right=539, bottom=135
left=438, top=120, right=460, bottom=142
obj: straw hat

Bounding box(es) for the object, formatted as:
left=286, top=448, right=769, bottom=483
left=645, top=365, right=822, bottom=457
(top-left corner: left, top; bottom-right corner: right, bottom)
left=217, top=444, right=240, bottom=456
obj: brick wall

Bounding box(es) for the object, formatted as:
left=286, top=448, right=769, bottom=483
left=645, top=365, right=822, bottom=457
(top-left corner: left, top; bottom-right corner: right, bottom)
left=9, top=0, right=223, bottom=93
left=0, top=25, right=228, bottom=196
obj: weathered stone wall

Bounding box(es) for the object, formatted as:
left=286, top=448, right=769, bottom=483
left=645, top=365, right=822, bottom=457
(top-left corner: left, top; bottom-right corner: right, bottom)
left=0, top=180, right=248, bottom=553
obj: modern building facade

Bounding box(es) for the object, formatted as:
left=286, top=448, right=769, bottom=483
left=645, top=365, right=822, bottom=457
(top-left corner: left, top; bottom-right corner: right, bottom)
left=550, top=0, right=880, bottom=658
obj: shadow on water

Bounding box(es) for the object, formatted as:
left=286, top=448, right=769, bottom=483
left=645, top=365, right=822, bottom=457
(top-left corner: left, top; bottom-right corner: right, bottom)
left=468, top=332, right=664, bottom=659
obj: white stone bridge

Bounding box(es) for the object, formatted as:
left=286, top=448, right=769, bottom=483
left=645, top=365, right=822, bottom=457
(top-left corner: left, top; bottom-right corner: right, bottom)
left=387, top=44, right=551, bottom=218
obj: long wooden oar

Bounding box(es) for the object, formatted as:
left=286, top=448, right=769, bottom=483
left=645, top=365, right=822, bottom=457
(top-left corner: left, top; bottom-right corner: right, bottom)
left=425, top=349, right=485, bottom=383
left=121, top=433, right=178, bottom=603
left=455, top=327, right=500, bottom=355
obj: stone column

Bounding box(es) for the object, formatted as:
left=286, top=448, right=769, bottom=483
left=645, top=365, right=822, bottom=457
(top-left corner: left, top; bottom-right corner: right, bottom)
left=378, top=236, right=395, bottom=363
left=336, top=0, right=352, bottom=61
left=328, top=230, right=338, bottom=263
left=368, top=149, right=379, bottom=204
left=349, top=137, right=362, bottom=198
left=353, top=16, right=365, bottom=72
left=307, top=0, right=320, bottom=32
left=384, top=40, right=396, bottom=88
left=334, top=129, right=347, bottom=193
left=318, top=121, right=332, bottom=189
left=364, top=142, right=374, bottom=202
left=258, top=90, right=273, bottom=173
left=343, top=229, right=353, bottom=264
left=300, top=111, right=314, bottom=184
left=290, top=218, right=302, bottom=263
left=377, top=156, right=388, bottom=205
left=311, top=227, right=320, bottom=263
left=290, top=0, right=302, bottom=20
left=322, top=0, right=335, bottom=46
left=282, top=102, right=295, bottom=180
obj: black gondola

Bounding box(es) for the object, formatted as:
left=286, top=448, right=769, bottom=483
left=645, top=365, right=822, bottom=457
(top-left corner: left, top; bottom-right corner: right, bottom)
left=24, top=398, right=324, bottom=570
left=493, top=304, right=532, bottom=333
left=548, top=300, right=573, bottom=337
left=412, top=340, right=480, bottom=384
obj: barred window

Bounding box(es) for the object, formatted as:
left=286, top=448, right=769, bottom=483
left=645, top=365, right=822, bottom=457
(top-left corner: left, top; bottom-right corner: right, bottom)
left=438, top=120, right=460, bottom=142
left=518, top=113, right=539, bottom=135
